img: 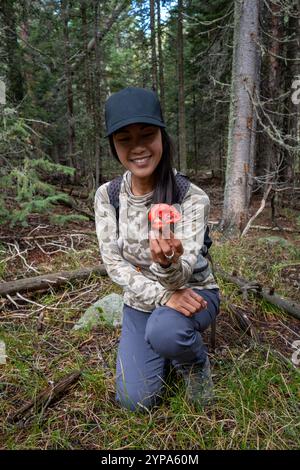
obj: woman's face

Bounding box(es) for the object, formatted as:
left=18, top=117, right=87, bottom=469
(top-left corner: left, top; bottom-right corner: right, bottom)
left=112, top=123, right=163, bottom=178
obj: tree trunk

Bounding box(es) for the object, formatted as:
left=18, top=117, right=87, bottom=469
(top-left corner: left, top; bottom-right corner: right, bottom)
left=192, top=85, right=197, bottom=166
left=80, top=0, right=93, bottom=178
left=283, top=0, right=300, bottom=183
left=150, top=0, right=158, bottom=91
left=247, top=0, right=262, bottom=206
left=93, top=0, right=103, bottom=189
left=156, top=0, right=165, bottom=115
left=177, top=0, right=187, bottom=173
left=221, top=0, right=261, bottom=235
left=81, top=0, right=92, bottom=114
left=264, top=1, right=283, bottom=192
left=20, top=3, right=43, bottom=159
left=0, top=0, right=24, bottom=105
left=61, top=0, right=78, bottom=183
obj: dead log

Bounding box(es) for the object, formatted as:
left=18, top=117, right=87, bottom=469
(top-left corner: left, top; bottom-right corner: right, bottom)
left=250, top=225, right=300, bottom=234
left=9, top=370, right=81, bottom=423
left=0, top=265, right=106, bottom=297
left=216, top=267, right=300, bottom=320
left=0, top=231, right=96, bottom=242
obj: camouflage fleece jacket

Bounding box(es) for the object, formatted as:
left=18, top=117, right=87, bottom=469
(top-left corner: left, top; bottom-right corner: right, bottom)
left=94, top=168, right=219, bottom=313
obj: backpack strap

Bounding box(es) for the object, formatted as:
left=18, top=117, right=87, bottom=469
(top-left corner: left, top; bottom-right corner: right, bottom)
left=175, top=171, right=191, bottom=204
left=107, top=175, right=123, bottom=236
left=107, top=175, right=123, bottom=210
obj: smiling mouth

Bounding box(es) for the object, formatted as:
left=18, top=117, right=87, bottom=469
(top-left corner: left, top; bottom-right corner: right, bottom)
left=130, top=156, right=152, bottom=163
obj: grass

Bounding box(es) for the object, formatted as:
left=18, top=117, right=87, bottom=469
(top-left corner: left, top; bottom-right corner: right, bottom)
left=0, top=224, right=300, bottom=449
left=2, top=337, right=299, bottom=449
left=211, top=233, right=300, bottom=306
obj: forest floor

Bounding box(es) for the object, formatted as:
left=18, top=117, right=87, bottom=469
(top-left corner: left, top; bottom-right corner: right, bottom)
left=0, top=178, right=299, bottom=450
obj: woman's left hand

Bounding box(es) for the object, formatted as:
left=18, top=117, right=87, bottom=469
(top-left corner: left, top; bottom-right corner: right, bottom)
left=149, top=229, right=184, bottom=267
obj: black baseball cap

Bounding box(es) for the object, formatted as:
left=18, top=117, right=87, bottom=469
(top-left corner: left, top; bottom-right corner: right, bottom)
left=104, top=86, right=166, bottom=137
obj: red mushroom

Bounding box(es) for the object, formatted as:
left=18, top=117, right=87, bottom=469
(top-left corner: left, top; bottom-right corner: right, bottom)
left=148, top=203, right=181, bottom=230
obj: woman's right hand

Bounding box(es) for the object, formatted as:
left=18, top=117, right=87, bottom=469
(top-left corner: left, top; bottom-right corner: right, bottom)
left=166, top=288, right=208, bottom=317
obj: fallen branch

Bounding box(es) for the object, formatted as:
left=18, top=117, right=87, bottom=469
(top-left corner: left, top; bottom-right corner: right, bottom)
left=0, top=231, right=96, bottom=241
left=9, top=370, right=81, bottom=423
left=250, top=225, right=300, bottom=233
left=241, top=184, right=272, bottom=237
left=222, top=295, right=260, bottom=342
left=216, top=267, right=300, bottom=320
left=0, top=265, right=106, bottom=297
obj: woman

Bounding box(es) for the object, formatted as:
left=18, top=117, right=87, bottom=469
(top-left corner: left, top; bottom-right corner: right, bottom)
left=94, top=86, right=220, bottom=412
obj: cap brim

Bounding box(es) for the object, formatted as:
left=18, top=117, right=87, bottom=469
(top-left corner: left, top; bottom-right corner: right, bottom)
left=105, top=116, right=166, bottom=137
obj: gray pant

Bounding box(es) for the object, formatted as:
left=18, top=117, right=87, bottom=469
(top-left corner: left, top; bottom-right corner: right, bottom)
left=115, top=288, right=220, bottom=412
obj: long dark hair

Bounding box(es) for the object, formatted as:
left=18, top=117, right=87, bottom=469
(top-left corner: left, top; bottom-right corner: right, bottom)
left=108, top=127, right=179, bottom=205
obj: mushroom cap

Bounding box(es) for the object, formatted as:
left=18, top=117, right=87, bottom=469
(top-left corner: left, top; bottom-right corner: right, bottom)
left=148, top=203, right=181, bottom=229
